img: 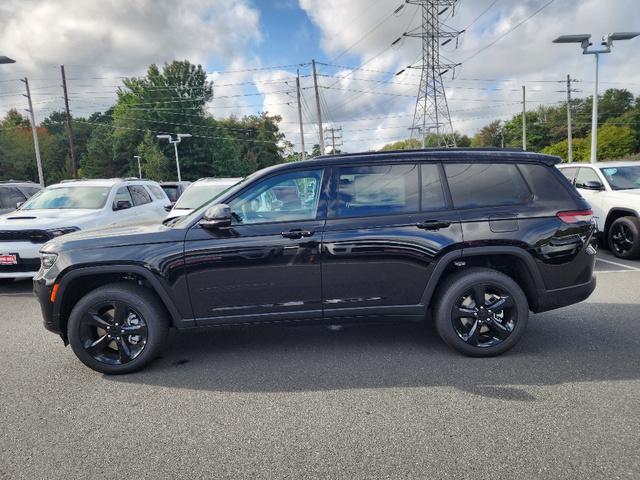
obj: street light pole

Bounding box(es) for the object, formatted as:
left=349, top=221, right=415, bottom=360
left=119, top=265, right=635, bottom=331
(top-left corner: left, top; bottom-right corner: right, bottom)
left=157, top=134, right=191, bottom=182
left=134, top=155, right=142, bottom=179
left=553, top=32, right=640, bottom=163
left=590, top=53, right=599, bottom=164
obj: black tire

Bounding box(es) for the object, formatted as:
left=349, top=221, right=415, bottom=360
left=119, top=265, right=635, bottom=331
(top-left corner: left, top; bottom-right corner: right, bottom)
left=67, top=283, right=169, bottom=374
left=434, top=267, right=529, bottom=357
left=608, top=216, right=640, bottom=259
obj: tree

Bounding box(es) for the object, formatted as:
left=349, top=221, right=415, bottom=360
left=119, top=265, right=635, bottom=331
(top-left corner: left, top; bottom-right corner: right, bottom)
left=137, top=131, right=171, bottom=181
left=81, top=125, right=120, bottom=178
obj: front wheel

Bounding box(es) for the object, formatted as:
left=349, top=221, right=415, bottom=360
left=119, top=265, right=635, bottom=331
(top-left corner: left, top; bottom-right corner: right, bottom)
left=67, top=283, right=169, bottom=374
left=608, top=216, right=640, bottom=259
left=434, top=268, right=529, bottom=357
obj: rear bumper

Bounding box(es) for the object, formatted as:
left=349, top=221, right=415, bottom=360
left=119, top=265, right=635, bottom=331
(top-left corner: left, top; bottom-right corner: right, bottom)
left=532, top=276, right=596, bottom=313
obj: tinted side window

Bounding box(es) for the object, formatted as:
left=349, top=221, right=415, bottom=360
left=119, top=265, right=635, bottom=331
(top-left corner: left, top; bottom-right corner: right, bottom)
left=129, top=185, right=152, bottom=206
left=519, top=164, right=577, bottom=203
left=113, top=187, right=133, bottom=207
left=148, top=184, right=166, bottom=200
left=20, top=186, right=41, bottom=197
left=575, top=167, right=600, bottom=188
left=229, top=169, right=323, bottom=225
left=421, top=164, right=447, bottom=211
left=335, top=164, right=418, bottom=218
left=445, top=163, right=531, bottom=209
left=0, top=187, right=27, bottom=209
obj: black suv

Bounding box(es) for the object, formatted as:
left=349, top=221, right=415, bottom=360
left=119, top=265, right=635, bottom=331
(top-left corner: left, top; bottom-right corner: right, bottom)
left=34, top=149, right=597, bottom=374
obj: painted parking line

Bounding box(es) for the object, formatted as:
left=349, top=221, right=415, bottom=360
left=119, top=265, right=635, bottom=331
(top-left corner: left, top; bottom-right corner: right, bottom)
left=596, top=257, right=640, bottom=272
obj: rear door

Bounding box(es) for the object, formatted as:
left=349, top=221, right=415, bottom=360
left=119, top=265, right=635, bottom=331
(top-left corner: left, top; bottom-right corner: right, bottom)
left=321, top=161, right=462, bottom=319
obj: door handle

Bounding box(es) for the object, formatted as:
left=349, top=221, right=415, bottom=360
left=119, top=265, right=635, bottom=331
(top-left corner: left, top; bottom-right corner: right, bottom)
left=281, top=229, right=314, bottom=239
left=416, top=220, right=451, bottom=231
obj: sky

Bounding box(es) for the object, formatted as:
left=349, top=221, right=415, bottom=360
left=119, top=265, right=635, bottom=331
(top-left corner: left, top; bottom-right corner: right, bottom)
left=0, top=0, right=639, bottom=152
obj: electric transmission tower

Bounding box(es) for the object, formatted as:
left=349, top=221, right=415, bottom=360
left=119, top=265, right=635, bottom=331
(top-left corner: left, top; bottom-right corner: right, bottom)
left=404, top=1, right=463, bottom=147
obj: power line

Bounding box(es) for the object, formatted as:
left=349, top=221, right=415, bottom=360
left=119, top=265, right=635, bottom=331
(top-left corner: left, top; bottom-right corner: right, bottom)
left=460, top=0, right=558, bottom=64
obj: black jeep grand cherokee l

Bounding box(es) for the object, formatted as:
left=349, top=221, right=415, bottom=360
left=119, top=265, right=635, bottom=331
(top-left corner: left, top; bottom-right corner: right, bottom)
left=34, top=149, right=597, bottom=374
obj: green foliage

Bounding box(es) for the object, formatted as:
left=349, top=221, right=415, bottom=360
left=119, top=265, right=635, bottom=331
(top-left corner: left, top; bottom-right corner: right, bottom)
left=380, top=139, right=422, bottom=151
left=543, top=125, right=634, bottom=162
left=137, top=131, right=171, bottom=180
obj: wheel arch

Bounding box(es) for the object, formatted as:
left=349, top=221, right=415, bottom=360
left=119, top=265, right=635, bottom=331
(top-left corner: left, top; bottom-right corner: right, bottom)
left=422, top=246, right=545, bottom=312
left=54, top=265, right=184, bottom=341
left=604, top=208, right=638, bottom=236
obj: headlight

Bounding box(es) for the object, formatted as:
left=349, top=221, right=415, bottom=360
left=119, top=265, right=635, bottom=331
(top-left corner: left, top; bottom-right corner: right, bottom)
left=46, top=227, right=80, bottom=238
left=40, top=252, right=58, bottom=269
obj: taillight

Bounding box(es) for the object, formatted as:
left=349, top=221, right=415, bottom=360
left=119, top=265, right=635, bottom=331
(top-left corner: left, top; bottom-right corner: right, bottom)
left=557, top=210, right=593, bottom=224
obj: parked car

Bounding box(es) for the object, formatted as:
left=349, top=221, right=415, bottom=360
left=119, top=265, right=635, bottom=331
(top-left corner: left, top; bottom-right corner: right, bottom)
left=160, top=181, right=191, bottom=208
left=557, top=161, right=640, bottom=258
left=165, top=177, right=242, bottom=220
left=0, top=178, right=170, bottom=282
left=0, top=180, right=42, bottom=214
left=34, top=149, right=597, bottom=374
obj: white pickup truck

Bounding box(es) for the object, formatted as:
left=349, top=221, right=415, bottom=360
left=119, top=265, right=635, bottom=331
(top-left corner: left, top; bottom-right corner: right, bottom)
left=557, top=161, right=640, bottom=259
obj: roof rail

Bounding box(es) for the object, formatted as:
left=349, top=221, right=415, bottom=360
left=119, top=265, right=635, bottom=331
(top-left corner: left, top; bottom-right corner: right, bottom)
left=0, top=179, right=36, bottom=184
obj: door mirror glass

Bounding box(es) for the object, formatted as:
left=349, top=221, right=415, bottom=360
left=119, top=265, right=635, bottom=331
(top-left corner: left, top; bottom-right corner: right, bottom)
left=114, top=200, right=132, bottom=211
left=582, top=180, right=604, bottom=191
left=200, top=204, right=232, bottom=229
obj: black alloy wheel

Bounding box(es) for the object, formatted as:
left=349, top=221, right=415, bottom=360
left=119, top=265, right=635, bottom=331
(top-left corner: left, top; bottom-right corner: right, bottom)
left=608, top=216, right=640, bottom=259
left=79, top=301, right=148, bottom=365
left=451, top=284, right=517, bottom=348
left=68, top=283, right=168, bottom=374
left=434, top=267, right=528, bottom=357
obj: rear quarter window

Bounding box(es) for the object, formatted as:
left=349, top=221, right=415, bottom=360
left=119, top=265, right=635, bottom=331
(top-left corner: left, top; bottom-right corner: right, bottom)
left=444, top=163, right=531, bottom=209
left=519, top=163, right=577, bottom=203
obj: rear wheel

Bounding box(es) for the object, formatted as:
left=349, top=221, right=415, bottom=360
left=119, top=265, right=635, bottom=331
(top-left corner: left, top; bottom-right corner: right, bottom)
left=434, top=268, right=528, bottom=357
left=67, top=283, right=169, bottom=374
left=608, top=216, right=640, bottom=259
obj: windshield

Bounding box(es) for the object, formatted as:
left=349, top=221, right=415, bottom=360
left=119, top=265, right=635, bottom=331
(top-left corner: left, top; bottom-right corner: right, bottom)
left=173, top=182, right=239, bottom=210
left=20, top=186, right=111, bottom=210
left=600, top=166, right=640, bottom=190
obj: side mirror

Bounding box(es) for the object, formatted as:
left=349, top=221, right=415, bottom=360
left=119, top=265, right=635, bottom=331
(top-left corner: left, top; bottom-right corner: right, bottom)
left=200, top=204, right=232, bottom=229
left=114, top=200, right=132, bottom=211
left=164, top=204, right=173, bottom=212
left=582, top=180, right=604, bottom=191
left=16, top=201, right=24, bottom=209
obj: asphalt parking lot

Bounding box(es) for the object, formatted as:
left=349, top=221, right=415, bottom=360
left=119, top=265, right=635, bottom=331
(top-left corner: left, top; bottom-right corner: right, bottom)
left=1, top=250, right=639, bottom=480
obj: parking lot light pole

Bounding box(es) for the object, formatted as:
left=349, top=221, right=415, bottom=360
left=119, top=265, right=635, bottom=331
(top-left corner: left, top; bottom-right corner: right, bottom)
left=157, top=134, right=191, bottom=182
left=553, top=32, right=640, bottom=163
left=133, top=155, right=142, bottom=179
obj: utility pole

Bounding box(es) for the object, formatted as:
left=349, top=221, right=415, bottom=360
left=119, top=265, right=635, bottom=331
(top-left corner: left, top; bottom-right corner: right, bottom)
left=296, top=70, right=306, bottom=160
left=405, top=0, right=462, bottom=147
left=522, top=85, right=527, bottom=151
left=311, top=59, right=325, bottom=155
left=21, top=78, right=44, bottom=187
left=324, top=126, right=342, bottom=154
left=60, top=65, right=77, bottom=178
left=566, top=74, right=573, bottom=162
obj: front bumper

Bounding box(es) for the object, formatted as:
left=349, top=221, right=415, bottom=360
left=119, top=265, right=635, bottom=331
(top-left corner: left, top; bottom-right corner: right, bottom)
left=0, top=240, right=41, bottom=278
left=33, top=279, right=61, bottom=337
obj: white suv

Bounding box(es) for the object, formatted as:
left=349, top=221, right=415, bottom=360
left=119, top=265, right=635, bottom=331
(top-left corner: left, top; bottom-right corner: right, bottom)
left=558, top=162, right=640, bottom=259
left=0, top=178, right=170, bottom=281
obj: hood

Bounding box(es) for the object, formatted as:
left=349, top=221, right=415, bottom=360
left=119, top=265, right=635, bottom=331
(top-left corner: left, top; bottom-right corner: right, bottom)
left=165, top=208, right=193, bottom=221
left=0, top=209, right=101, bottom=229
left=41, top=222, right=185, bottom=253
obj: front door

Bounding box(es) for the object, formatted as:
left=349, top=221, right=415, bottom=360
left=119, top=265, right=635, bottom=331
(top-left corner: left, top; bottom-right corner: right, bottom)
left=321, top=162, right=462, bottom=319
left=184, top=168, right=327, bottom=325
